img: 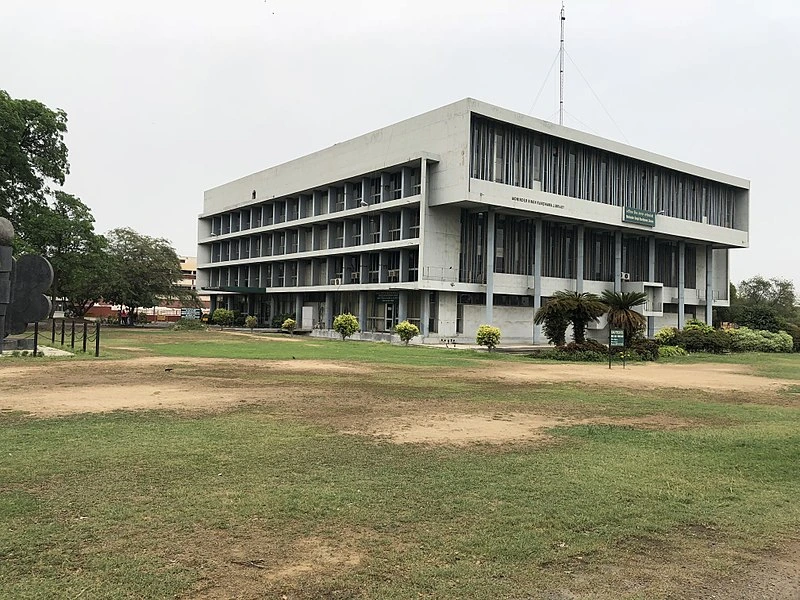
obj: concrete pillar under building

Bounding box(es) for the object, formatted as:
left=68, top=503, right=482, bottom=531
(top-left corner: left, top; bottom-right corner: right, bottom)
left=294, top=294, right=303, bottom=328
left=576, top=225, right=585, bottom=293
left=269, top=295, right=277, bottom=325
left=532, top=218, right=543, bottom=343
left=358, top=291, right=368, bottom=332
left=614, top=231, right=623, bottom=293
left=485, top=209, right=495, bottom=324
left=398, top=290, right=408, bottom=322
left=420, top=290, right=430, bottom=337
left=648, top=236, right=656, bottom=338
left=324, top=292, right=334, bottom=329
left=705, top=245, right=714, bottom=325
left=678, top=241, right=686, bottom=329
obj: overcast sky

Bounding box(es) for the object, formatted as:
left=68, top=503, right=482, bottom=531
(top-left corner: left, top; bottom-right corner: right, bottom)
left=2, top=0, right=797, bottom=287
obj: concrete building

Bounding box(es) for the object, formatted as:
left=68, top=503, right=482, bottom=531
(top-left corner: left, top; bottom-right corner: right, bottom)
left=196, top=98, right=749, bottom=343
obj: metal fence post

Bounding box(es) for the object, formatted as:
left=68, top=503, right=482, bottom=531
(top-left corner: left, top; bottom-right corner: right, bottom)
left=70, top=320, right=75, bottom=349
left=60, top=319, right=65, bottom=346
left=33, top=321, right=39, bottom=356
left=95, top=321, right=100, bottom=357
left=82, top=322, right=88, bottom=353
left=51, top=319, right=56, bottom=343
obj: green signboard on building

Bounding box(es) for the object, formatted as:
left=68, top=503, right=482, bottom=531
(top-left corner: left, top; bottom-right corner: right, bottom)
left=610, top=328, right=625, bottom=347
left=622, top=206, right=656, bottom=227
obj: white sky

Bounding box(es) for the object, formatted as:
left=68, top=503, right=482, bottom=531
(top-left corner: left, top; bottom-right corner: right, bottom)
left=2, top=0, right=798, bottom=288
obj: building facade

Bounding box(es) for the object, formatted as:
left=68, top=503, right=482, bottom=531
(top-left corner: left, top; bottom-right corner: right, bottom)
left=196, top=99, right=749, bottom=343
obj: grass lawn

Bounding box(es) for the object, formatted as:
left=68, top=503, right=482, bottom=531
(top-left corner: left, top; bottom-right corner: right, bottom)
left=1, top=327, right=799, bottom=598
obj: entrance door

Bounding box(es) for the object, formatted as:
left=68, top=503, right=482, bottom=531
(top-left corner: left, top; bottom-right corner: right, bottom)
left=384, top=303, right=395, bottom=332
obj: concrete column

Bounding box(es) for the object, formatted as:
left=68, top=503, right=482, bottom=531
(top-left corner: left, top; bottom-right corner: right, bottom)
left=380, top=172, right=390, bottom=203
left=358, top=291, right=368, bottom=332
left=705, top=245, right=714, bottom=325
left=399, top=249, right=409, bottom=282
left=400, top=207, right=409, bottom=239
left=380, top=213, right=389, bottom=243
left=269, top=295, right=277, bottom=324
left=485, top=209, right=495, bottom=324
left=362, top=177, right=372, bottom=206
left=344, top=182, right=353, bottom=210
left=533, top=218, right=543, bottom=343
left=324, top=292, right=333, bottom=329
left=648, top=236, right=656, bottom=338
left=398, top=290, right=408, bottom=322
left=401, top=166, right=413, bottom=197
left=576, top=225, right=585, bottom=293
left=210, top=295, right=218, bottom=314
left=678, top=241, right=686, bottom=329
left=614, top=231, right=623, bottom=293
left=294, top=293, right=303, bottom=327
left=420, top=290, right=430, bottom=336
left=360, top=215, right=369, bottom=245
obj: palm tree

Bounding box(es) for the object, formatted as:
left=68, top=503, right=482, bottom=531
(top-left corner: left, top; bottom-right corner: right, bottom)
left=548, top=291, right=607, bottom=343
left=601, top=290, right=648, bottom=345
left=534, top=300, right=571, bottom=346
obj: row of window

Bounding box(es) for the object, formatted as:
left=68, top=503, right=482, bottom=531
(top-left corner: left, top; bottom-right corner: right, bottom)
left=208, top=167, right=422, bottom=236
left=459, top=211, right=704, bottom=287
left=470, top=116, right=739, bottom=229
left=207, top=250, right=420, bottom=288
left=208, top=209, right=421, bottom=263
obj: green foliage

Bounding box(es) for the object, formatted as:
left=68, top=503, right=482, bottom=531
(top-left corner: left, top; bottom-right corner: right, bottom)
left=674, top=328, right=731, bottom=354
left=727, top=327, right=793, bottom=353
left=135, top=311, right=149, bottom=325
left=548, top=349, right=606, bottom=362
left=476, top=324, right=501, bottom=351
left=654, top=326, right=678, bottom=346
left=683, top=318, right=714, bottom=334
left=533, top=300, right=570, bottom=346
left=784, top=323, right=800, bottom=352
left=394, top=320, right=420, bottom=345
left=600, top=290, right=647, bottom=345
left=332, top=313, right=359, bottom=340
left=629, top=338, right=660, bottom=361
left=171, top=318, right=206, bottom=331
left=244, top=315, right=258, bottom=331
left=548, top=291, right=607, bottom=343
left=734, top=304, right=784, bottom=333
left=658, top=345, right=688, bottom=358
left=0, top=89, right=69, bottom=231
left=104, top=228, right=187, bottom=312
left=270, top=313, right=295, bottom=328
left=282, top=318, right=297, bottom=333
left=212, top=308, right=234, bottom=330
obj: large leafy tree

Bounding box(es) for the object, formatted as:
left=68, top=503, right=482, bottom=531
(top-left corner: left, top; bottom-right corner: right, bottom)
left=0, top=90, right=69, bottom=231
left=601, top=290, right=647, bottom=346
left=14, top=191, right=108, bottom=315
left=534, top=299, right=570, bottom=346
left=105, top=228, right=192, bottom=317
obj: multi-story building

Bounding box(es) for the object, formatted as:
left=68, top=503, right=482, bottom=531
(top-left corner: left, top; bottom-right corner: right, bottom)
left=196, top=98, right=749, bottom=343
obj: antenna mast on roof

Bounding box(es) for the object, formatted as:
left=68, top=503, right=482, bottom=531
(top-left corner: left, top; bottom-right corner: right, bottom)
left=559, top=2, right=566, bottom=126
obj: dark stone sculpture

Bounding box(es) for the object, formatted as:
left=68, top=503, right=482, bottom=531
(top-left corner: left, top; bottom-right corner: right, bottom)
left=0, top=217, right=54, bottom=353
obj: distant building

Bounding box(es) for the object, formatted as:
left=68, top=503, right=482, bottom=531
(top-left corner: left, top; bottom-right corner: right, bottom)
left=196, top=98, right=749, bottom=343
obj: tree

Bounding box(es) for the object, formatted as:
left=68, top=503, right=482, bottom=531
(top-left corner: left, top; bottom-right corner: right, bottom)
left=212, top=308, right=234, bottom=330
left=14, top=192, right=108, bottom=316
left=394, top=320, right=420, bottom=345
left=476, top=324, right=501, bottom=351
left=104, top=228, right=189, bottom=319
left=546, top=291, right=606, bottom=343
left=245, top=315, right=258, bottom=332
left=534, top=300, right=570, bottom=346
left=725, top=276, right=799, bottom=332
left=601, top=290, right=647, bottom=346
left=332, top=313, right=359, bottom=340
left=0, top=90, right=69, bottom=234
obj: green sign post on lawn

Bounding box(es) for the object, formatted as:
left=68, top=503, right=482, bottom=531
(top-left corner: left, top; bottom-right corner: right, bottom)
left=609, top=328, right=625, bottom=369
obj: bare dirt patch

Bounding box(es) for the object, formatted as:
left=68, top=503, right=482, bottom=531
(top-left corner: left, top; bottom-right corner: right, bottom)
left=352, top=412, right=693, bottom=446
left=476, top=361, right=794, bottom=393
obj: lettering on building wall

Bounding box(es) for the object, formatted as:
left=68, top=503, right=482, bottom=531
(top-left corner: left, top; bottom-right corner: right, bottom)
left=511, top=196, right=565, bottom=210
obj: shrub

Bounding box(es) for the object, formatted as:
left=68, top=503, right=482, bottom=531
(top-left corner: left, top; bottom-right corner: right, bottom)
left=394, top=320, right=420, bottom=345
left=244, top=315, right=258, bottom=331
left=171, top=318, right=206, bottom=331
left=654, top=327, right=678, bottom=346
left=212, top=308, right=234, bottom=330
left=727, top=326, right=793, bottom=353
left=630, top=338, right=659, bottom=361
left=271, top=313, right=295, bottom=328
left=476, top=324, right=501, bottom=351
left=684, top=319, right=714, bottom=334
left=549, top=349, right=606, bottom=362
left=282, top=318, right=297, bottom=334
left=784, top=323, right=800, bottom=352
left=674, top=328, right=731, bottom=354
left=332, top=313, right=359, bottom=340
left=135, top=312, right=149, bottom=325
left=563, top=340, right=609, bottom=354
left=658, top=345, right=688, bottom=358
